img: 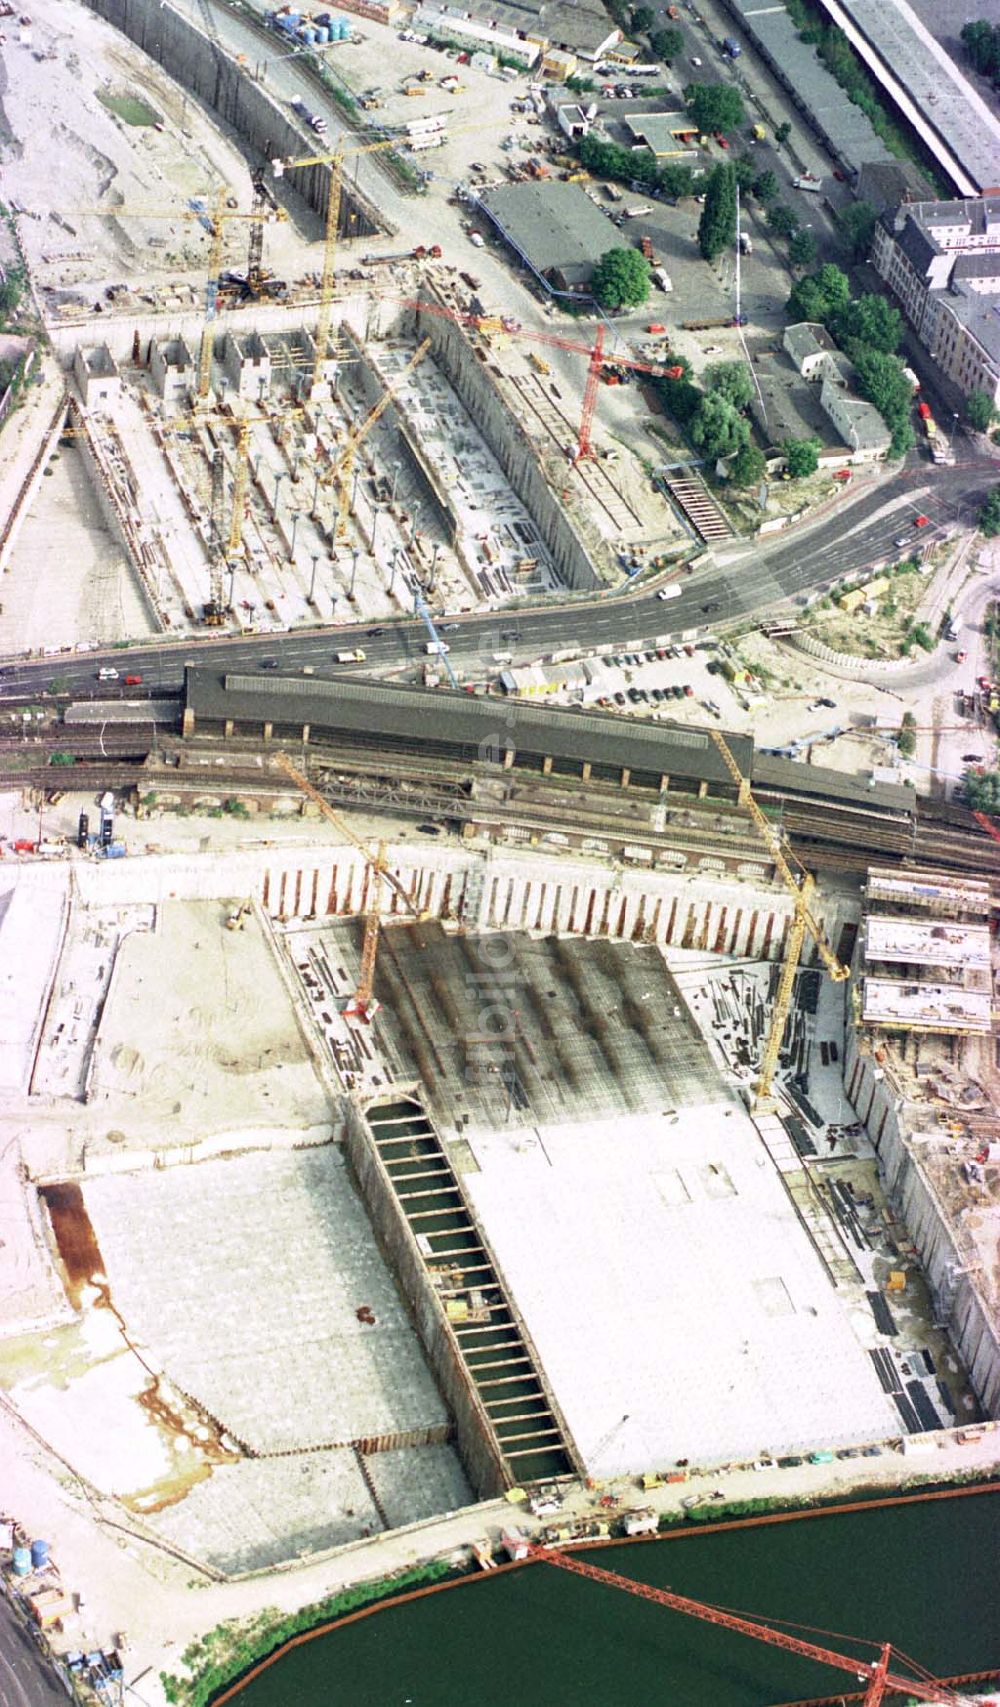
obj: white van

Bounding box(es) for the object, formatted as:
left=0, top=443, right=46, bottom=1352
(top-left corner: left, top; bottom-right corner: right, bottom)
left=97, top=666, right=120, bottom=680
left=656, top=584, right=682, bottom=601
left=426, top=641, right=451, bottom=655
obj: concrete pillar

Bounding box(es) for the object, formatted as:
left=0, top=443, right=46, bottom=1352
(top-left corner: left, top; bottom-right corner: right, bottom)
left=302, top=723, right=310, bottom=745
left=263, top=720, right=273, bottom=742
left=698, top=780, right=709, bottom=799
left=581, top=761, right=591, bottom=781
left=738, top=778, right=750, bottom=807
left=621, top=767, right=631, bottom=789
left=224, top=718, right=234, bottom=738
left=503, top=747, right=515, bottom=770
left=542, top=754, right=553, bottom=776
left=659, top=774, right=670, bottom=792
left=182, top=707, right=195, bottom=736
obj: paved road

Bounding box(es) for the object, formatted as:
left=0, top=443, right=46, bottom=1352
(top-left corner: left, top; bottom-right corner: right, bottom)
left=0, top=454, right=993, bottom=709
left=0, top=1594, right=69, bottom=1707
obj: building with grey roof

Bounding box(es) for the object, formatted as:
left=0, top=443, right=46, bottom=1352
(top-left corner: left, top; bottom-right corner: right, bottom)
left=819, top=378, right=891, bottom=459
left=477, top=180, right=622, bottom=293
left=424, top=0, right=620, bottom=58
left=783, top=322, right=838, bottom=379
left=623, top=111, right=696, bottom=158
left=813, top=0, right=1000, bottom=196
left=872, top=197, right=1000, bottom=406
left=182, top=668, right=755, bottom=797
left=719, top=0, right=894, bottom=178
left=855, top=159, right=928, bottom=215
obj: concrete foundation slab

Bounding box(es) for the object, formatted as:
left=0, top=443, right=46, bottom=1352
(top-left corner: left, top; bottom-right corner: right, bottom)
left=82, top=1147, right=452, bottom=1453
left=465, top=1108, right=899, bottom=1474
left=144, top=1450, right=381, bottom=1575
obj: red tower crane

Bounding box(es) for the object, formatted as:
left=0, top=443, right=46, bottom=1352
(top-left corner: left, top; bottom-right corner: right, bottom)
left=526, top=1544, right=966, bottom=1707
left=395, top=297, right=684, bottom=464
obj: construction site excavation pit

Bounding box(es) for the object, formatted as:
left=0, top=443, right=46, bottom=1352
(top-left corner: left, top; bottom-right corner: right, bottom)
left=284, top=918, right=902, bottom=1480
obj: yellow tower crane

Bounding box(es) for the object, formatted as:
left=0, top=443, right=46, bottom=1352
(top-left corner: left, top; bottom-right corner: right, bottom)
left=708, top=729, right=849, bottom=1110
left=326, top=336, right=432, bottom=541
left=86, top=189, right=287, bottom=399
left=274, top=752, right=427, bottom=1021
left=270, top=115, right=506, bottom=395
left=271, top=135, right=413, bottom=395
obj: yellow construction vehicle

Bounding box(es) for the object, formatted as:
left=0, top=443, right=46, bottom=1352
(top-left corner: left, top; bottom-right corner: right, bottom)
left=709, top=730, right=849, bottom=1109
left=274, top=753, right=427, bottom=1022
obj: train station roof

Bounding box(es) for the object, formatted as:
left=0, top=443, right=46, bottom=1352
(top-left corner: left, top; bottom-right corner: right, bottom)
left=184, top=668, right=754, bottom=786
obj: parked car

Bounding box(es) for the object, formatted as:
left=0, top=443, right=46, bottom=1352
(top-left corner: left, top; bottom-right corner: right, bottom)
left=259, top=658, right=279, bottom=669
left=416, top=822, right=441, bottom=835
left=914, top=513, right=930, bottom=526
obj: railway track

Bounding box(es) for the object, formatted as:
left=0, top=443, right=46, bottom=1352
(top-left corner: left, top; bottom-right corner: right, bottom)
left=518, top=376, right=641, bottom=533
left=11, top=729, right=1000, bottom=884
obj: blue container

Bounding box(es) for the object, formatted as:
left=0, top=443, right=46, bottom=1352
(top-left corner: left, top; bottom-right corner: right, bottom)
left=12, top=1547, right=31, bottom=1576
left=30, top=1539, right=50, bottom=1571
left=314, top=26, right=328, bottom=41
left=301, top=26, right=316, bottom=42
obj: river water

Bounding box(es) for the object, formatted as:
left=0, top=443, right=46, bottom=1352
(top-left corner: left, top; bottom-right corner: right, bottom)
left=230, top=1489, right=998, bottom=1707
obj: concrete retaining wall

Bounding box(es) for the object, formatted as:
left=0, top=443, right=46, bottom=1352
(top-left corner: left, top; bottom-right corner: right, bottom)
left=845, top=1030, right=1000, bottom=1418
left=412, top=301, right=602, bottom=593
left=343, top=1101, right=508, bottom=1499
left=71, top=839, right=858, bottom=967
left=79, top=0, right=382, bottom=237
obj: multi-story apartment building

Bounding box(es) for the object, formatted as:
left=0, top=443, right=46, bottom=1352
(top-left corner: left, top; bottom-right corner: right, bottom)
left=871, top=197, right=1000, bottom=407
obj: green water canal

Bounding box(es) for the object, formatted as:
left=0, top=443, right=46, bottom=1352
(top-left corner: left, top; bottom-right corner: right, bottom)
left=227, top=1487, right=998, bottom=1707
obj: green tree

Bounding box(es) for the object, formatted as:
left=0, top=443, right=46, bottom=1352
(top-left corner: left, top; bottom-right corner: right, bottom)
left=979, top=485, right=1000, bottom=537
left=897, top=711, right=917, bottom=757
left=631, top=5, right=654, bottom=32
left=787, top=261, right=851, bottom=323
left=966, top=389, right=996, bottom=433
left=839, top=199, right=877, bottom=259
left=831, top=292, right=903, bottom=353
left=704, top=359, right=753, bottom=409
left=752, top=168, right=779, bottom=204
left=650, top=24, right=683, bottom=58
left=656, top=365, right=701, bottom=425
left=964, top=767, right=1000, bottom=812
left=591, top=246, right=651, bottom=309
left=729, top=441, right=767, bottom=487
left=698, top=161, right=737, bottom=261
left=960, top=18, right=1000, bottom=76
left=782, top=436, right=820, bottom=477
left=658, top=162, right=695, bottom=198
left=788, top=229, right=819, bottom=267
left=774, top=120, right=792, bottom=145
left=768, top=203, right=800, bottom=238
left=889, top=420, right=915, bottom=460
left=851, top=347, right=913, bottom=428
left=733, top=153, right=756, bottom=191
left=691, top=392, right=751, bottom=458
left=0, top=268, right=24, bottom=320
left=685, top=82, right=745, bottom=133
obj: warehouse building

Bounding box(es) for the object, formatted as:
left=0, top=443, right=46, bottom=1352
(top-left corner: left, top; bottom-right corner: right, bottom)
left=477, top=180, right=622, bottom=294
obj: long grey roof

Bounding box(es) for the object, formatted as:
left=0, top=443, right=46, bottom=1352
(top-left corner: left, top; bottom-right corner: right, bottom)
left=822, top=0, right=1000, bottom=195
left=724, top=0, right=895, bottom=174
left=186, top=668, right=755, bottom=784
left=478, top=181, right=621, bottom=284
